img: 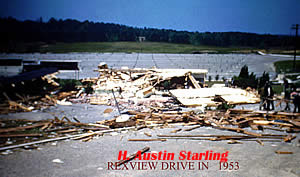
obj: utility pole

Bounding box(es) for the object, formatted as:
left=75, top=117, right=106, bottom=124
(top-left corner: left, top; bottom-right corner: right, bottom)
left=291, top=24, right=299, bottom=71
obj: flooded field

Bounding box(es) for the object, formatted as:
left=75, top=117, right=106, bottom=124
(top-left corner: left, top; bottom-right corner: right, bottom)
left=0, top=53, right=294, bottom=80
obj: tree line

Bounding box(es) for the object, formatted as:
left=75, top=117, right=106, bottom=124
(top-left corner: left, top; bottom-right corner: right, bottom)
left=0, top=17, right=295, bottom=52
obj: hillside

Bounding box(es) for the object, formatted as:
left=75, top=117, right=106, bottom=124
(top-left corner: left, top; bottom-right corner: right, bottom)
left=0, top=17, right=295, bottom=53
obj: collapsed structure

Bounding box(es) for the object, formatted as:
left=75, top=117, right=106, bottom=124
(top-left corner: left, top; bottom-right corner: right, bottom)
left=0, top=63, right=298, bottom=153
left=89, top=66, right=259, bottom=109
left=0, top=62, right=260, bottom=114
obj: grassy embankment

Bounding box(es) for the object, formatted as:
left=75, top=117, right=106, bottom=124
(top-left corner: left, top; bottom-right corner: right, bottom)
left=274, top=60, right=300, bottom=74
left=38, top=42, right=257, bottom=54
left=7, top=41, right=298, bottom=54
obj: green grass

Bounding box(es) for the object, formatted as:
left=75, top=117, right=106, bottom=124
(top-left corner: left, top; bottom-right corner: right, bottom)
left=272, top=85, right=283, bottom=95
left=274, top=60, right=300, bottom=73
left=39, top=42, right=257, bottom=54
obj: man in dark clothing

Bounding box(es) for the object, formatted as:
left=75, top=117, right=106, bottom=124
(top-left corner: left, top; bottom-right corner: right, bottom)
left=264, top=82, right=274, bottom=111
left=259, top=87, right=266, bottom=110
left=284, top=89, right=291, bottom=111
left=291, top=88, right=300, bottom=113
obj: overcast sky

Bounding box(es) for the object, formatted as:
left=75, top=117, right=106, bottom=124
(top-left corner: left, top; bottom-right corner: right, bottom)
left=1, top=0, right=300, bottom=34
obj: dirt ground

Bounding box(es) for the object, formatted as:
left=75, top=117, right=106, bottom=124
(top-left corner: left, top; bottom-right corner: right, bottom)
left=0, top=123, right=299, bottom=177
left=0, top=102, right=299, bottom=177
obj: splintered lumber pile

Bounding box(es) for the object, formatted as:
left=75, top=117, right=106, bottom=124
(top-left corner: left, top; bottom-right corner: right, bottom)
left=0, top=72, right=61, bottom=114
left=89, top=68, right=208, bottom=106
left=97, top=107, right=299, bottom=144
left=120, top=108, right=299, bottom=143
left=0, top=107, right=299, bottom=152
left=0, top=116, right=113, bottom=151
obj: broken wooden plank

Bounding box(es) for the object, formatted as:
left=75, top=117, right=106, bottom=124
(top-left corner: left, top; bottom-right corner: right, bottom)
left=73, top=117, right=81, bottom=123
left=0, top=136, right=72, bottom=152
left=44, top=127, right=72, bottom=132
left=40, top=122, right=51, bottom=131
left=128, top=138, right=167, bottom=142
left=157, top=134, right=288, bottom=141
left=56, top=121, right=110, bottom=129
left=157, top=134, right=253, bottom=138
left=187, top=73, right=201, bottom=89
left=144, top=132, right=152, bottom=137
left=170, top=128, right=182, bottom=133
left=157, top=137, right=225, bottom=141
left=81, top=136, right=93, bottom=142
left=253, top=120, right=294, bottom=127
left=0, top=122, right=48, bottom=133
left=275, top=151, right=293, bottom=154
left=184, top=125, right=201, bottom=131
left=228, top=109, right=254, bottom=114
left=256, top=140, right=264, bottom=146
left=0, top=134, right=43, bottom=138
left=250, top=124, right=264, bottom=131
left=3, top=92, right=11, bottom=101
left=237, top=119, right=253, bottom=128
left=8, top=100, right=33, bottom=112
left=57, top=128, right=79, bottom=134
left=240, top=139, right=281, bottom=142
left=288, top=120, right=300, bottom=128
left=227, top=140, right=243, bottom=144
left=214, top=126, right=262, bottom=137
left=115, top=146, right=150, bottom=166
left=283, top=135, right=296, bottom=142
left=80, top=127, right=108, bottom=131
left=263, top=126, right=285, bottom=132
left=72, top=132, right=97, bottom=140
left=0, top=126, right=136, bottom=151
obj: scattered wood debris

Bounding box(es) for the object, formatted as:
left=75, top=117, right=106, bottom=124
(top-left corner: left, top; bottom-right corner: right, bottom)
left=0, top=65, right=299, bottom=154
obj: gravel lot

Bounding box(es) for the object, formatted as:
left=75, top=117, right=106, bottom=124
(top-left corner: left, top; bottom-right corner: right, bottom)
left=0, top=124, right=299, bottom=177
left=0, top=53, right=296, bottom=80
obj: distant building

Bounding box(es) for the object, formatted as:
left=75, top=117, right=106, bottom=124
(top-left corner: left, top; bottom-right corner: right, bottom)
left=138, top=36, right=146, bottom=42
left=0, top=58, right=81, bottom=79
left=0, top=59, right=23, bottom=77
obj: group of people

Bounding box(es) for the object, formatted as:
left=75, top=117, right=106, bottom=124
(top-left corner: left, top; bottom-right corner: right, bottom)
left=259, top=79, right=300, bottom=113
left=283, top=78, right=300, bottom=113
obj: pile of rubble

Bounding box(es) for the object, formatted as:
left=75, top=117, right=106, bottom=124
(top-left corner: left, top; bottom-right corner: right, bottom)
left=88, top=67, right=260, bottom=110
left=0, top=65, right=260, bottom=114
left=1, top=64, right=298, bottom=153
left=0, top=108, right=299, bottom=152
left=0, top=72, right=60, bottom=114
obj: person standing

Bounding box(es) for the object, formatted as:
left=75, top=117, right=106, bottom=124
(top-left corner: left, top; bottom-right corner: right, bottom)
left=284, top=87, right=291, bottom=111
left=291, top=88, right=300, bottom=113
left=283, top=78, right=290, bottom=111
left=259, top=86, right=266, bottom=110
left=264, top=81, right=274, bottom=111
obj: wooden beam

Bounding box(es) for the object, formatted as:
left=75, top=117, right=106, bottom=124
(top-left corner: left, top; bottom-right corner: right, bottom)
left=0, top=134, right=43, bottom=138
left=0, top=126, right=136, bottom=151
left=0, top=122, right=48, bottom=133
left=128, top=139, right=167, bottom=142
